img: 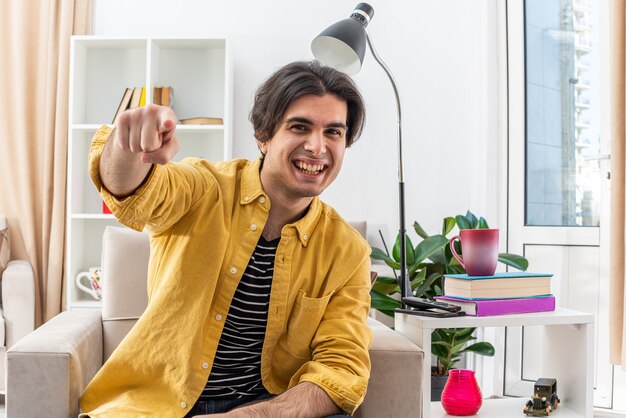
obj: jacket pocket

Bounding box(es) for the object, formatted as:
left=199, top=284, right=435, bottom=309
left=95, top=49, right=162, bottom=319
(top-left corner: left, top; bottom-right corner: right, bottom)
left=286, top=289, right=333, bottom=358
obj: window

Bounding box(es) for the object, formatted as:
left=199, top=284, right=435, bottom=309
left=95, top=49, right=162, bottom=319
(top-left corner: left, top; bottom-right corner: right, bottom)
left=525, top=0, right=602, bottom=226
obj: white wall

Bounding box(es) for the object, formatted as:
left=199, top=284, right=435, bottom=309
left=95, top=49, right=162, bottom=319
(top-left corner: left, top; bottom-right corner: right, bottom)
left=93, top=0, right=500, bottom=247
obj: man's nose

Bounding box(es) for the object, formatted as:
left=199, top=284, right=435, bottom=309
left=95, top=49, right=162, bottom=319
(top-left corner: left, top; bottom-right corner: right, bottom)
left=304, top=131, right=326, bottom=156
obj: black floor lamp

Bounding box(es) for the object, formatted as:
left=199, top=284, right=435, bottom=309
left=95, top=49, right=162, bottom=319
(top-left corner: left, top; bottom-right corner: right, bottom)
left=311, top=3, right=412, bottom=307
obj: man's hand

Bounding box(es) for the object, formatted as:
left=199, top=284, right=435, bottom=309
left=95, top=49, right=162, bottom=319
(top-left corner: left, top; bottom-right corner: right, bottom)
left=193, top=382, right=341, bottom=418
left=100, top=104, right=180, bottom=197
left=114, top=104, right=179, bottom=165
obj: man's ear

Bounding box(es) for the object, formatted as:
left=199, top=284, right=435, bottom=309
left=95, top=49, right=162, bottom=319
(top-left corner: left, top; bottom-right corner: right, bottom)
left=257, top=139, right=267, bottom=155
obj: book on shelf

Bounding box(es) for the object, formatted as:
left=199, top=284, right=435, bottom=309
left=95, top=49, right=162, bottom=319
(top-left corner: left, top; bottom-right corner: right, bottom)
left=443, top=272, right=553, bottom=300
left=139, top=85, right=146, bottom=107
left=128, top=87, right=142, bottom=109
left=434, top=295, right=556, bottom=316
left=161, top=86, right=174, bottom=108
left=179, top=117, right=223, bottom=125
left=153, top=86, right=162, bottom=105
left=111, top=88, right=133, bottom=124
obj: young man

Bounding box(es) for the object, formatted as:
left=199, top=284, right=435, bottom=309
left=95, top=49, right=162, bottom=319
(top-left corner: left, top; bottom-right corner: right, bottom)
left=80, top=61, right=372, bottom=418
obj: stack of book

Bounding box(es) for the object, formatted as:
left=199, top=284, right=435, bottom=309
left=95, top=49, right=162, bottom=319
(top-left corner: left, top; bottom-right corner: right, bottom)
left=112, top=86, right=146, bottom=124
left=434, top=272, right=555, bottom=316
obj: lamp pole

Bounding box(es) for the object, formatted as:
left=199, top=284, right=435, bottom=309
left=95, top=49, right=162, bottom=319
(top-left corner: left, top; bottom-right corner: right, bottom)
left=363, top=31, right=411, bottom=306
left=311, top=3, right=411, bottom=306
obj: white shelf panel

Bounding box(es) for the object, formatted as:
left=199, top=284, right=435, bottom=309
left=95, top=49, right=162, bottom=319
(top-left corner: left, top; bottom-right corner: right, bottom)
left=71, top=37, right=147, bottom=49
left=71, top=214, right=116, bottom=220
left=431, top=398, right=583, bottom=418
left=397, top=307, right=593, bottom=329
left=72, top=124, right=103, bottom=131
left=176, top=124, right=224, bottom=131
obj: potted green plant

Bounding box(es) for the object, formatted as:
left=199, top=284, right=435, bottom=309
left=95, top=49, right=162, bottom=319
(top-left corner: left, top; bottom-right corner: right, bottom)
left=370, top=211, right=528, bottom=313
left=430, top=327, right=495, bottom=401
left=369, top=211, right=528, bottom=400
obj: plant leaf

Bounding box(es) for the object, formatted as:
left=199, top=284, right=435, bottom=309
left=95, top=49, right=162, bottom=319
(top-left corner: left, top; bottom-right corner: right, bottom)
left=459, top=341, right=496, bottom=357
left=374, top=276, right=398, bottom=284
left=498, top=253, right=529, bottom=271
left=431, top=341, right=452, bottom=349
left=371, top=247, right=394, bottom=263
left=392, top=234, right=416, bottom=266
left=413, top=221, right=430, bottom=239
left=371, top=247, right=401, bottom=270
left=450, top=342, right=469, bottom=358
left=414, top=235, right=449, bottom=265
left=413, top=272, right=441, bottom=299
left=432, top=329, right=445, bottom=341
left=455, top=327, right=476, bottom=338
left=434, top=284, right=442, bottom=295
left=405, top=235, right=416, bottom=266
left=465, top=211, right=479, bottom=228
left=478, top=217, right=490, bottom=229
left=372, top=276, right=400, bottom=295
left=455, top=215, right=471, bottom=230
left=429, top=247, right=447, bottom=265
left=442, top=217, right=456, bottom=236
left=392, top=234, right=402, bottom=262
left=370, top=289, right=401, bottom=312
left=409, top=268, right=427, bottom=289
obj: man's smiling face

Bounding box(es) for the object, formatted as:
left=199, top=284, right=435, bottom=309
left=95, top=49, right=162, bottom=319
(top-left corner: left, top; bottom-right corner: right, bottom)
left=258, top=93, right=348, bottom=202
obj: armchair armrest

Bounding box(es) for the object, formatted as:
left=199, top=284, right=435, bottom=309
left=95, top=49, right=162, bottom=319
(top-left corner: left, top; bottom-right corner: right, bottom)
left=2, top=260, right=35, bottom=347
left=6, top=310, right=103, bottom=418
left=355, top=317, right=424, bottom=418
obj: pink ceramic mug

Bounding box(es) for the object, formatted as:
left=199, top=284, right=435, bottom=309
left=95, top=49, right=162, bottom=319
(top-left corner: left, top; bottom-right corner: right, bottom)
left=449, top=229, right=499, bottom=276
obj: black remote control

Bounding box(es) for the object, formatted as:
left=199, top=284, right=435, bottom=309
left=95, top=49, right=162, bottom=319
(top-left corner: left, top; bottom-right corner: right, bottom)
left=401, top=296, right=462, bottom=312
left=396, top=307, right=466, bottom=318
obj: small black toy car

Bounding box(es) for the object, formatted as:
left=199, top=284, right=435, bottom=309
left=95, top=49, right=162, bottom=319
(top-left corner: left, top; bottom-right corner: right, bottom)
left=523, top=378, right=560, bottom=416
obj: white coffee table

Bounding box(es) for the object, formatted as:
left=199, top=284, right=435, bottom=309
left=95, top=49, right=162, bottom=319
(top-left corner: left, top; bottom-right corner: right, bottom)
left=395, top=307, right=594, bottom=418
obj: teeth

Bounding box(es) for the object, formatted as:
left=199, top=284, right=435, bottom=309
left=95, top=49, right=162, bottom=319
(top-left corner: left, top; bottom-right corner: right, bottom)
left=295, top=161, right=324, bottom=174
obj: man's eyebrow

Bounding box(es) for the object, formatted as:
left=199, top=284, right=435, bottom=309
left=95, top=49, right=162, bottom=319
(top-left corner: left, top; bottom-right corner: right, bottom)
left=285, top=116, right=313, bottom=125
left=284, top=117, right=347, bottom=130
left=326, top=122, right=348, bottom=130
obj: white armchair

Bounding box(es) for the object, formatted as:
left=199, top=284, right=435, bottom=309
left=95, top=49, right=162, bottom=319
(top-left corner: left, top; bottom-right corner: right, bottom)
left=7, top=225, right=423, bottom=417
left=0, top=215, right=36, bottom=394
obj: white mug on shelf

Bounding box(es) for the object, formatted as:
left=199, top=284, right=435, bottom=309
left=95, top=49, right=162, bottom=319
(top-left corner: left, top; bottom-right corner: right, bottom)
left=75, top=267, right=102, bottom=300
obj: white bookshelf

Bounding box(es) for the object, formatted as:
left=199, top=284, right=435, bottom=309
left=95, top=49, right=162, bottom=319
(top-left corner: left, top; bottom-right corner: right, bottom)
left=395, top=308, right=594, bottom=418
left=67, top=36, right=233, bottom=310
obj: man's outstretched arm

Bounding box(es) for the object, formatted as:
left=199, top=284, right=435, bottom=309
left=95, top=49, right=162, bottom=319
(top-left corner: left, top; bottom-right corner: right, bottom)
left=201, top=382, right=341, bottom=418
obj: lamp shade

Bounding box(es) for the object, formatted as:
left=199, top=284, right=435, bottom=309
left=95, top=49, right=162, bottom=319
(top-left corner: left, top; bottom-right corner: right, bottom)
left=311, top=3, right=374, bottom=75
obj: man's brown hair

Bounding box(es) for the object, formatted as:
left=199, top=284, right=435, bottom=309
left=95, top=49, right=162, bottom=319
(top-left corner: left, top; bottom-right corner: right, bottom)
left=250, top=61, right=365, bottom=147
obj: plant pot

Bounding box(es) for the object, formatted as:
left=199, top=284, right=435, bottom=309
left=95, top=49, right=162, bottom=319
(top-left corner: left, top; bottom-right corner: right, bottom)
left=431, top=367, right=448, bottom=402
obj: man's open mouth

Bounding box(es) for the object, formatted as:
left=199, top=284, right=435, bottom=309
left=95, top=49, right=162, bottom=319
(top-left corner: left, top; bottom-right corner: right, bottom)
left=294, top=160, right=327, bottom=175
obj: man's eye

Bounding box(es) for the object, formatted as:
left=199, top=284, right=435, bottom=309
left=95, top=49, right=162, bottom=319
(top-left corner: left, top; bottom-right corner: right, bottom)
left=290, top=124, right=307, bottom=132
left=326, top=129, right=343, bottom=137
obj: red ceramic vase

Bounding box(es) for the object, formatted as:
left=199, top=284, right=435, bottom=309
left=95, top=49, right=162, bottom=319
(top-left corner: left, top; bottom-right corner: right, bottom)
left=441, top=369, right=483, bottom=415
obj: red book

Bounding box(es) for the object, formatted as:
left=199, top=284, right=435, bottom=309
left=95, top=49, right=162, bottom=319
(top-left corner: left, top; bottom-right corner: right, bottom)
left=103, top=201, right=112, bottom=214
left=434, top=295, right=556, bottom=317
